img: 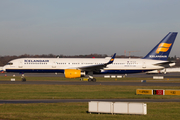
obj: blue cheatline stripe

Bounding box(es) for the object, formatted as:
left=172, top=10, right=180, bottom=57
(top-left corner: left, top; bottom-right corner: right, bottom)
left=6, top=69, right=65, bottom=73
left=6, top=69, right=152, bottom=74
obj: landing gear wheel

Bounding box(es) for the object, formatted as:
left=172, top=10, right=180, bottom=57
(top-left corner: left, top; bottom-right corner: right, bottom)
left=88, top=78, right=91, bottom=82
left=88, top=78, right=96, bottom=82
left=22, top=78, right=26, bottom=82
left=92, top=78, right=96, bottom=82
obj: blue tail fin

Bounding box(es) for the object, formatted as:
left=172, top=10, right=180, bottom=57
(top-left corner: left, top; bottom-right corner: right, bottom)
left=143, top=32, right=178, bottom=61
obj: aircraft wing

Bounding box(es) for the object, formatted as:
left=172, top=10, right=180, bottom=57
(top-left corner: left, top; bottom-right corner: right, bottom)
left=78, top=53, right=116, bottom=72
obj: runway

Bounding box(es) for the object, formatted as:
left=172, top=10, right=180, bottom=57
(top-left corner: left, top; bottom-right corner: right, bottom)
left=1, top=81, right=180, bottom=86
left=0, top=99, right=180, bottom=104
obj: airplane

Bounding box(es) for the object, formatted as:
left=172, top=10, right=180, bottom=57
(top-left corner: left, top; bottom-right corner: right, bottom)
left=2, top=32, right=178, bottom=82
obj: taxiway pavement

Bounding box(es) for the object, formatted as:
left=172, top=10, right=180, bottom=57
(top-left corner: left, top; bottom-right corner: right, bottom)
left=0, top=99, right=180, bottom=104
left=0, top=81, right=180, bottom=86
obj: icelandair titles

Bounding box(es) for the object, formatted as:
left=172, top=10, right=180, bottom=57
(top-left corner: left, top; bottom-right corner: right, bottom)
left=149, top=55, right=167, bottom=58
left=24, top=60, right=49, bottom=62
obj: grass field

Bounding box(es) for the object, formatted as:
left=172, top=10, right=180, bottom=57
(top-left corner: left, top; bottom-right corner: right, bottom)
left=0, top=102, right=180, bottom=120
left=0, top=76, right=180, bottom=119
left=0, top=84, right=180, bottom=100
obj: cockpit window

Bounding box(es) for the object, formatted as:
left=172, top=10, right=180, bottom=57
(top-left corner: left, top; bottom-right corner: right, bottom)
left=7, top=62, right=13, bottom=65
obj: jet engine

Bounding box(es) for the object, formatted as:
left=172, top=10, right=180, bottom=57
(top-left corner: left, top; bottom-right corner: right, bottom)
left=64, top=69, right=85, bottom=78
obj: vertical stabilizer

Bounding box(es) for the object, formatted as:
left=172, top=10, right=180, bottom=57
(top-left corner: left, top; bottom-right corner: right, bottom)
left=143, top=32, right=178, bottom=61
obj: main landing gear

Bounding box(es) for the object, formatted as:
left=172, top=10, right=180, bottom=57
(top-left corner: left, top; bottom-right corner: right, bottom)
left=88, top=75, right=96, bottom=82
left=80, top=72, right=96, bottom=82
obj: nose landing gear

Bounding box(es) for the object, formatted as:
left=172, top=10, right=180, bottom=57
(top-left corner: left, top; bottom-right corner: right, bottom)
left=21, top=74, right=26, bottom=82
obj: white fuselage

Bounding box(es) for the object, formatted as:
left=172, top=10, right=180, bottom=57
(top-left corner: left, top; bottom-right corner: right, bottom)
left=3, top=57, right=167, bottom=74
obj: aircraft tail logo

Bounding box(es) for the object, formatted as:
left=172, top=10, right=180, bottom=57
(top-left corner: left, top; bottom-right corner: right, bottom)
left=110, top=58, right=114, bottom=61
left=156, top=43, right=172, bottom=54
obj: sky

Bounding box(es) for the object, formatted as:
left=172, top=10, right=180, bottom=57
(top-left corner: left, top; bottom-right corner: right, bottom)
left=0, top=0, right=180, bottom=57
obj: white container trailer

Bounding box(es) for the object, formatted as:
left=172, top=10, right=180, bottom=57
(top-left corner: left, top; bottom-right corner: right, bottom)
left=113, top=102, right=128, bottom=114
left=98, top=102, right=113, bottom=113
left=128, top=103, right=147, bottom=115
left=88, top=101, right=98, bottom=113
left=88, top=101, right=147, bottom=115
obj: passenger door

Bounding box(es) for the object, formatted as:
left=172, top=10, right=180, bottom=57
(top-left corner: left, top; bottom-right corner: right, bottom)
left=52, top=61, right=56, bottom=68
left=142, top=62, right=146, bottom=68
left=18, top=60, right=23, bottom=68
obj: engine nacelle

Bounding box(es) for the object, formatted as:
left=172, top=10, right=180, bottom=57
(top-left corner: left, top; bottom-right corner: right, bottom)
left=64, top=69, right=85, bottom=78
left=169, top=62, right=176, bottom=67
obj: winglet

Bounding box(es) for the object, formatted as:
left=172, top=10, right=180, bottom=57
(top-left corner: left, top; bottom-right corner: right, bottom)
left=107, top=53, right=116, bottom=65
